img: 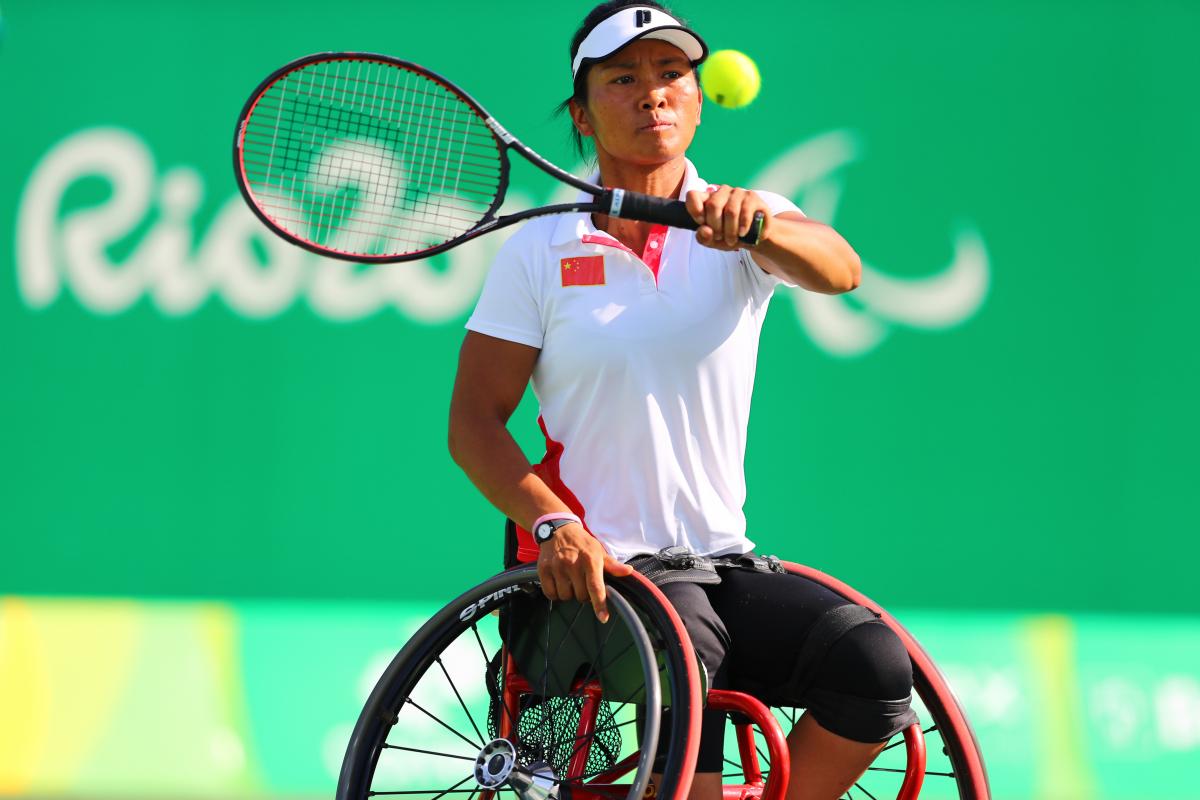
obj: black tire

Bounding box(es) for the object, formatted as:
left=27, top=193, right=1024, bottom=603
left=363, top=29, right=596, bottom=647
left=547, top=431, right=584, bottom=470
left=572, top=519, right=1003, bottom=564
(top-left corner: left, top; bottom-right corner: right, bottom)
left=336, top=565, right=703, bottom=800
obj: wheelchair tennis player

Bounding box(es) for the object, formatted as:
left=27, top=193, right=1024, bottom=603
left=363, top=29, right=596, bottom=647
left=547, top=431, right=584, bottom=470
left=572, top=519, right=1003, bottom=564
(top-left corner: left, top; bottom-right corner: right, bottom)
left=448, top=4, right=916, bottom=799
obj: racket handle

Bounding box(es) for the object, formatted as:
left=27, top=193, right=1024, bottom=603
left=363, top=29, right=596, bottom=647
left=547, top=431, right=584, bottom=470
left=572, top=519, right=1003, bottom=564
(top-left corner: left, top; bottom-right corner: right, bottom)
left=608, top=190, right=765, bottom=246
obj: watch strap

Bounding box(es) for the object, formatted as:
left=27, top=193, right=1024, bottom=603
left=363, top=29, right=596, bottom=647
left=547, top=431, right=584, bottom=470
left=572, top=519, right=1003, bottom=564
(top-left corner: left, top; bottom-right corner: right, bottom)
left=532, top=512, right=582, bottom=532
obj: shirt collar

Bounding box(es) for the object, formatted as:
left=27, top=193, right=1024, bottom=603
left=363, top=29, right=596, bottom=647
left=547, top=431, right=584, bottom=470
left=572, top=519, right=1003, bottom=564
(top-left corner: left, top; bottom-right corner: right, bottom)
left=550, top=158, right=707, bottom=247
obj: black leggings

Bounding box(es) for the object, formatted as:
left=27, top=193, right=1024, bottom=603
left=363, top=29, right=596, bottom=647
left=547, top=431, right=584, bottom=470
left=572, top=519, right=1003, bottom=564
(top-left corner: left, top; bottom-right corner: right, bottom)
left=653, top=567, right=918, bottom=773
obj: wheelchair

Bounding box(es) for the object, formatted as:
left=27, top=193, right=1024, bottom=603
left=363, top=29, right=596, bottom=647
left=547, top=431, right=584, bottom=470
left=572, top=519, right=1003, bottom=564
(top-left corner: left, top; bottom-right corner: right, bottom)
left=336, top=527, right=990, bottom=800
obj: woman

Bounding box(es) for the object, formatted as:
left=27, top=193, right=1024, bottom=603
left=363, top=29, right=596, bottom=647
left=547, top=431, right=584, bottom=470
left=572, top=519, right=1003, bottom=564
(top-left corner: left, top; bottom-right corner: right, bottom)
left=448, top=3, right=916, bottom=799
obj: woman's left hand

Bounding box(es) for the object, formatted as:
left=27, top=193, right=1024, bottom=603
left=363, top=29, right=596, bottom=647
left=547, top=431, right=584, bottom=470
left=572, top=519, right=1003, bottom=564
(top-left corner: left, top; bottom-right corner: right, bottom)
left=685, top=185, right=771, bottom=251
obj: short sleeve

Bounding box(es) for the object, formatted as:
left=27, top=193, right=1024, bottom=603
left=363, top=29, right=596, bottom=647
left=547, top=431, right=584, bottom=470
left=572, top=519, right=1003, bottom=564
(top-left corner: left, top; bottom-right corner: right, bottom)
left=754, top=189, right=805, bottom=220
left=739, top=189, right=806, bottom=290
left=465, top=234, right=544, bottom=349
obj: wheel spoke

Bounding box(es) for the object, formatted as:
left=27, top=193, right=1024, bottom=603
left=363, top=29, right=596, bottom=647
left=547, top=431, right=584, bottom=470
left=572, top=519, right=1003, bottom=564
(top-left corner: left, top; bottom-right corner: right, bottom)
left=404, top=698, right=484, bottom=751
left=478, top=623, right=518, bottom=734
left=381, top=744, right=477, bottom=762
left=865, top=766, right=956, bottom=778
left=425, top=773, right=475, bottom=800
left=369, top=793, right=483, bottom=797
left=369, top=772, right=475, bottom=797
left=853, top=781, right=880, bottom=800
left=471, top=623, right=490, bottom=665
left=436, top=654, right=486, bottom=745
left=880, top=724, right=938, bottom=753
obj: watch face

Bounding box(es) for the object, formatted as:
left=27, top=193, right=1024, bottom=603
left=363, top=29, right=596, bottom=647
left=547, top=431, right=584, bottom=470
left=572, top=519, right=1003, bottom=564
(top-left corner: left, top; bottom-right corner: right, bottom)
left=535, top=522, right=553, bottom=542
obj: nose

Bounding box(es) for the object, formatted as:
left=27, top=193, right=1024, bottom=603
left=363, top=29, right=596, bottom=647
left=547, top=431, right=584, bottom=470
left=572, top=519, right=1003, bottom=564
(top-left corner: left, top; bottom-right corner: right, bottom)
left=640, top=88, right=668, bottom=111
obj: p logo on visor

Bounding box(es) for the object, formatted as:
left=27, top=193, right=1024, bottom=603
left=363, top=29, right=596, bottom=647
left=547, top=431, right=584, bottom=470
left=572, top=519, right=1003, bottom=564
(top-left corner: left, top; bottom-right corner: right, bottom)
left=570, top=6, right=707, bottom=79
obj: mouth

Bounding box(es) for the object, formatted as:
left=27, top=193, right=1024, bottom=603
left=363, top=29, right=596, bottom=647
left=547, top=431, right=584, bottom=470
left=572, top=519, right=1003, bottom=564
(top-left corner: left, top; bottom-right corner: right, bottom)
left=640, top=120, right=675, bottom=132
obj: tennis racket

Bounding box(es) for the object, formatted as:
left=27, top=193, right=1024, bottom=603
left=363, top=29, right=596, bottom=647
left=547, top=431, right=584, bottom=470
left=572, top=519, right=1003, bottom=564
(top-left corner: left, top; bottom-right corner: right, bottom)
left=233, top=52, right=764, bottom=263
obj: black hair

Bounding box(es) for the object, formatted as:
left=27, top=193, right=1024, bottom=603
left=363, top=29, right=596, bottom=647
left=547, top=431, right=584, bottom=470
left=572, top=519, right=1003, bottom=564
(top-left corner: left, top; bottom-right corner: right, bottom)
left=556, top=0, right=700, bottom=159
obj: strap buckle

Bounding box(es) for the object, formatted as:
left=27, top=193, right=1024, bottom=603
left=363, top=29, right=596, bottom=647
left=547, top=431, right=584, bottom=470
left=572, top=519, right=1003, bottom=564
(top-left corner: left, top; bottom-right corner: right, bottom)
left=657, top=545, right=700, bottom=570
left=735, top=553, right=787, bottom=574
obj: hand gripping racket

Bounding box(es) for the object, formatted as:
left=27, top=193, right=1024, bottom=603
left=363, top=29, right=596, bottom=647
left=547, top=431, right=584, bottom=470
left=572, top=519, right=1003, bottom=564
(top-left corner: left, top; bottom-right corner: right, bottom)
left=233, top=52, right=764, bottom=263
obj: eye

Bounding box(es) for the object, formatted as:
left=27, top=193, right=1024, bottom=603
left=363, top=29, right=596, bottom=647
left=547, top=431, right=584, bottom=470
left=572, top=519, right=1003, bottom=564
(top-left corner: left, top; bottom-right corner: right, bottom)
left=614, top=75, right=635, bottom=85
left=664, top=70, right=683, bottom=79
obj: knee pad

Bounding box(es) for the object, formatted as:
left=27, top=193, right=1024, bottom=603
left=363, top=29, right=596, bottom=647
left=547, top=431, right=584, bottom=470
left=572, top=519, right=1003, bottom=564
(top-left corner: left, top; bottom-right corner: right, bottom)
left=804, top=621, right=919, bottom=742
left=818, top=620, right=914, bottom=700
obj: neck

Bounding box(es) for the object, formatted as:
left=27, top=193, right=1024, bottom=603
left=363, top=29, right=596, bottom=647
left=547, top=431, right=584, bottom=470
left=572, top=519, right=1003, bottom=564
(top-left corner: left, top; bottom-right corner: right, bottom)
left=592, top=153, right=688, bottom=250
left=596, top=152, right=688, bottom=198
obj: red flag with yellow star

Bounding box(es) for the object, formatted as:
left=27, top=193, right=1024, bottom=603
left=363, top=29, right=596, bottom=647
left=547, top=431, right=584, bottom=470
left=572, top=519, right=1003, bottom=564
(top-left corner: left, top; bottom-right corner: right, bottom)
left=560, top=255, right=605, bottom=287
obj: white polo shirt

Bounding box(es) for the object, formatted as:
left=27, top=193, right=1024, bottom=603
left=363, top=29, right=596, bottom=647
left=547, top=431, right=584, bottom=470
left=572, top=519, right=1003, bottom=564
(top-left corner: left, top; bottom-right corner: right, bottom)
left=466, top=159, right=802, bottom=563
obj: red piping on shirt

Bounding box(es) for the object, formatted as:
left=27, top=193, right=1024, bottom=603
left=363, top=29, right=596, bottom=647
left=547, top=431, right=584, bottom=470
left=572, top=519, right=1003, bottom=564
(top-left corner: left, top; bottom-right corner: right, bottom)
left=581, top=224, right=669, bottom=283
left=515, top=415, right=590, bottom=563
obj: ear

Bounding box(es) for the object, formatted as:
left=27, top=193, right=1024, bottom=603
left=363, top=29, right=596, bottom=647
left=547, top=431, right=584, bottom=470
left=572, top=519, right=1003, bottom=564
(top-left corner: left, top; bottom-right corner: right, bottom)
left=568, top=97, right=595, bottom=139
left=694, top=73, right=703, bottom=125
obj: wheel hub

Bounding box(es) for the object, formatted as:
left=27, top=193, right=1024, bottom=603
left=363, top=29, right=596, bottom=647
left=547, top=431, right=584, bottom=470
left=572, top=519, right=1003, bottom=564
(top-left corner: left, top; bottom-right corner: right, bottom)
left=474, top=739, right=517, bottom=788
left=473, top=739, right=558, bottom=800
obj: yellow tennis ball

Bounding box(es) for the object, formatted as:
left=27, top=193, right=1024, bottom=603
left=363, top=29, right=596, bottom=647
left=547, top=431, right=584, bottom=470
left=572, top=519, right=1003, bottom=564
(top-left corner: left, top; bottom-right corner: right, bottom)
left=700, top=50, right=761, bottom=109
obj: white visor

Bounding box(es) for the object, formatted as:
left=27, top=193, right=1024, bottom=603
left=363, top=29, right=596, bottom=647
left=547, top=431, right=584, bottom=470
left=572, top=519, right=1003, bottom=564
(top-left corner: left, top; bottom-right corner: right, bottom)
left=571, top=6, right=708, bottom=80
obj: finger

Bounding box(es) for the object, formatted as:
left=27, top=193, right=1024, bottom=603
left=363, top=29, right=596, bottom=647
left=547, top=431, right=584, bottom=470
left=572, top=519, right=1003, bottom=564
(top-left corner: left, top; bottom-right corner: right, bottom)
left=586, top=566, right=610, bottom=623
left=539, top=566, right=561, bottom=601
left=696, top=225, right=737, bottom=251
left=685, top=190, right=708, bottom=224
left=722, top=192, right=744, bottom=246
left=604, top=556, right=635, bottom=576
left=705, top=185, right=730, bottom=234
left=568, top=562, right=592, bottom=605
left=738, top=200, right=761, bottom=239
left=555, top=562, right=582, bottom=603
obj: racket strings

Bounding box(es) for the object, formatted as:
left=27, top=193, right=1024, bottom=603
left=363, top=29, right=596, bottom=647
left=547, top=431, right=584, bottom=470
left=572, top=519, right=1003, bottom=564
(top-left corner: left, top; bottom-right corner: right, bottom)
left=240, top=57, right=504, bottom=257
left=241, top=124, right=501, bottom=200
left=285, top=64, right=490, bottom=245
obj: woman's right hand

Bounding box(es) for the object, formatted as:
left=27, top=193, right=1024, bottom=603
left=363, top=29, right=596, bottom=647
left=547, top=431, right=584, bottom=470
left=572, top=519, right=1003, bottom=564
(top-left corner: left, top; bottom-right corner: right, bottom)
left=537, top=523, right=633, bottom=624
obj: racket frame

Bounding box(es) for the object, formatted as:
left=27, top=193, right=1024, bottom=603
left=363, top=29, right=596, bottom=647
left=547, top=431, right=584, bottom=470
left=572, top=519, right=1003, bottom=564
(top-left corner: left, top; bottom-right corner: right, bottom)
left=233, top=51, right=760, bottom=263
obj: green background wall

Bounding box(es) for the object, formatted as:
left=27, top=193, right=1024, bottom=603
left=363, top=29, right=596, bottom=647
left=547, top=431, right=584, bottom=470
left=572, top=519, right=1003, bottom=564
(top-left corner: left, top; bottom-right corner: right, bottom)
left=3, top=0, right=1196, bottom=611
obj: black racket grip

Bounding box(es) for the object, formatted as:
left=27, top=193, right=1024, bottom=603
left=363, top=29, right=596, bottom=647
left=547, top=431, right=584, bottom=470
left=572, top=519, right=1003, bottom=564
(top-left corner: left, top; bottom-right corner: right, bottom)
left=609, top=190, right=765, bottom=246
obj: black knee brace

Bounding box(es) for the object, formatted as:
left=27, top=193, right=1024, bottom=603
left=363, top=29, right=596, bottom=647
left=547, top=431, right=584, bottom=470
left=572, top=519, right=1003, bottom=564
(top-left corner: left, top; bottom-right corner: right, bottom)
left=804, top=618, right=919, bottom=742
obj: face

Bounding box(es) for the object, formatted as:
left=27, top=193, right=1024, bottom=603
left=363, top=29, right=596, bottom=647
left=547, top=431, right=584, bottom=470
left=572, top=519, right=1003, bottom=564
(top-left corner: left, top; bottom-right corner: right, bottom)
left=570, top=38, right=703, bottom=166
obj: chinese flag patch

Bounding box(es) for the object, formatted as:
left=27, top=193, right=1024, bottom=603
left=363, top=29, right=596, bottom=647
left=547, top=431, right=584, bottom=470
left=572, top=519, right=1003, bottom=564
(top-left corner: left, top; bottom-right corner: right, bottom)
left=560, top=255, right=605, bottom=287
